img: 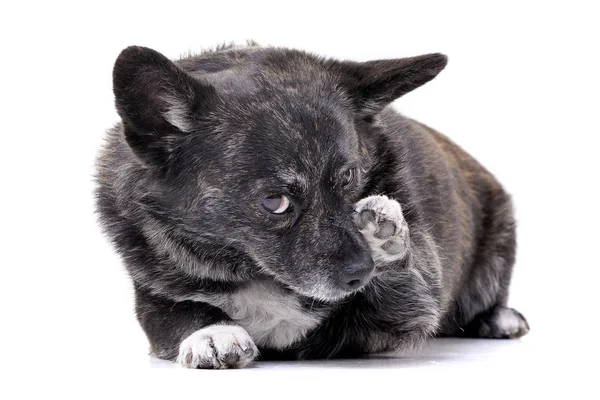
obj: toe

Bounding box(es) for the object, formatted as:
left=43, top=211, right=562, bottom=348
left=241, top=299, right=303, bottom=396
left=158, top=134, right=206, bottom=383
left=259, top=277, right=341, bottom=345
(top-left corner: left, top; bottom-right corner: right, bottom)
left=358, top=209, right=376, bottom=228
left=382, top=240, right=403, bottom=255
left=375, top=221, right=396, bottom=239
left=221, top=351, right=241, bottom=366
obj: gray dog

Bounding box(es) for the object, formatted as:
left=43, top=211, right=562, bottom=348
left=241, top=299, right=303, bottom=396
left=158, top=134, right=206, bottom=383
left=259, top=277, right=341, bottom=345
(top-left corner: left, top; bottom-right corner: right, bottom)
left=95, top=43, right=529, bottom=369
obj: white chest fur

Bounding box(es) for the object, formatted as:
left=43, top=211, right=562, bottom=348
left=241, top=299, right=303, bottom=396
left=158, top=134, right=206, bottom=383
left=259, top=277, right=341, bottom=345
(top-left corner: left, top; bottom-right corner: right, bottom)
left=220, top=280, right=324, bottom=349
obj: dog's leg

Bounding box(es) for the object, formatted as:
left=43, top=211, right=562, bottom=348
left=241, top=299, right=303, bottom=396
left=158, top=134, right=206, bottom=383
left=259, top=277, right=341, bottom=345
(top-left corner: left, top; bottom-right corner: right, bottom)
left=135, top=286, right=258, bottom=369
left=353, top=195, right=443, bottom=351
left=449, top=191, right=530, bottom=338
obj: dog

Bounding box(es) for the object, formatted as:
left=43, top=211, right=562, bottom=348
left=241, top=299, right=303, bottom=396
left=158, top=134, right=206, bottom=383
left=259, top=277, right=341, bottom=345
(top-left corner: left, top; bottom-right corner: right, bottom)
left=95, top=43, right=529, bottom=369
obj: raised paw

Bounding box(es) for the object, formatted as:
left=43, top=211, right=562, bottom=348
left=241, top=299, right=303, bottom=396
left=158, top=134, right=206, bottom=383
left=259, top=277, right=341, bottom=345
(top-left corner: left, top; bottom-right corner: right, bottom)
left=354, top=195, right=410, bottom=263
left=467, top=306, right=530, bottom=339
left=177, top=324, right=259, bottom=369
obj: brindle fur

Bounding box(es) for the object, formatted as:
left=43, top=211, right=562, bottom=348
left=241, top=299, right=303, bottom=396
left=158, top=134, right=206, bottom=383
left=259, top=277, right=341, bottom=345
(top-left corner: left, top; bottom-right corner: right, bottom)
left=95, top=43, right=528, bottom=366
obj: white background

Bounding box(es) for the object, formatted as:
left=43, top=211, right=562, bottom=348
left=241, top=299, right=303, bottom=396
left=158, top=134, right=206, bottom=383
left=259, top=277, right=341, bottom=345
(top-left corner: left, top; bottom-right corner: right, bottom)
left=1, top=1, right=599, bottom=398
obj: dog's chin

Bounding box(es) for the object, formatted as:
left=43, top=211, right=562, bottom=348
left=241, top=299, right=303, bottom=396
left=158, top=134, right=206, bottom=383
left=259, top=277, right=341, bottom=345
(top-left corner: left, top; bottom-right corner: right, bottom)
left=293, top=282, right=365, bottom=303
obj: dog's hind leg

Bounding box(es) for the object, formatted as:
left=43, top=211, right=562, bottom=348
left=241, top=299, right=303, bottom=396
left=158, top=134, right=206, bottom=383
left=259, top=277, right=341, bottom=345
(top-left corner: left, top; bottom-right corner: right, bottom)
left=445, top=190, right=530, bottom=338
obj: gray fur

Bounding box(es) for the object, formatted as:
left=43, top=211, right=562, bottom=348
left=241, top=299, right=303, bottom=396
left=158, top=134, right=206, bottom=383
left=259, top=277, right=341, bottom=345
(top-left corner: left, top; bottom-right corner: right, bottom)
left=95, top=43, right=529, bottom=369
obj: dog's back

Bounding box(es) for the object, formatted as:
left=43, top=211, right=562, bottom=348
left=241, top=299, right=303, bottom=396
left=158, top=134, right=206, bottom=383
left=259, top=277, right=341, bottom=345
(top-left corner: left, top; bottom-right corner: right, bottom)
left=391, top=117, right=520, bottom=336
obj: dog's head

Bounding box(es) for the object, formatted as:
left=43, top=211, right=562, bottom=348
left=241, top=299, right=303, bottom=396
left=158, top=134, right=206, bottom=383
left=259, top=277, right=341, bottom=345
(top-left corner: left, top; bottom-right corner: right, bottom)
left=113, top=45, right=446, bottom=301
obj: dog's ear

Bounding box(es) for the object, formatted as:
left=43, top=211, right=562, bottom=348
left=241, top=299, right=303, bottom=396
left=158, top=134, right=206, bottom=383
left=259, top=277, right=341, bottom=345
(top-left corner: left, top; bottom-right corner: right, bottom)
left=113, top=46, right=218, bottom=166
left=338, top=53, right=447, bottom=117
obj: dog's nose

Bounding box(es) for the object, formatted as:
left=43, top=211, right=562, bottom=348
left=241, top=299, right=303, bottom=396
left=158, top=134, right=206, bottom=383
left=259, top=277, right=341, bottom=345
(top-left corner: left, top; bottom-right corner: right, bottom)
left=336, top=259, right=374, bottom=291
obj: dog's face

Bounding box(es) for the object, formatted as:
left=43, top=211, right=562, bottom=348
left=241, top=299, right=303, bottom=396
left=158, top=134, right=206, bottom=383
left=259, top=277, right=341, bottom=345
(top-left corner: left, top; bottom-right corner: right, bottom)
left=113, top=46, right=446, bottom=301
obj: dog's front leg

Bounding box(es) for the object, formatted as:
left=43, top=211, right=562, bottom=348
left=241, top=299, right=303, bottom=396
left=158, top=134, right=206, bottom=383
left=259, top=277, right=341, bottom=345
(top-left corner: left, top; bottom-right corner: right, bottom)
left=354, top=195, right=444, bottom=349
left=134, top=286, right=258, bottom=369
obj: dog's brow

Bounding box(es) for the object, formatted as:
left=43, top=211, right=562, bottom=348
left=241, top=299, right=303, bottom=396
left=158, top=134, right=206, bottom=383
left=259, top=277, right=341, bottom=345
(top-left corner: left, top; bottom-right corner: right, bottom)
left=287, top=179, right=308, bottom=196
left=276, top=171, right=307, bottom=188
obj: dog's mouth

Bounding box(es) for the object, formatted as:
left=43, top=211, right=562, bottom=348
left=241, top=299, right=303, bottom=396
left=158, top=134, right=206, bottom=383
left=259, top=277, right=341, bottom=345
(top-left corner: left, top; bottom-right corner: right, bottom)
left=289, top=272, right=374, bottom=303
left=256, top=256, right=375, bottom=303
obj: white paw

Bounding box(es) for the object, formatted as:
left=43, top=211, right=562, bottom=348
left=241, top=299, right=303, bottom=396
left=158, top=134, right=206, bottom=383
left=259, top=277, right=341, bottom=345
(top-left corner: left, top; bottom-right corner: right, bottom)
left=176, top=324, right=259, bottom=369
left=482, top=307, right=530, bottom=338
left=354, top=195, right=410, bottom=263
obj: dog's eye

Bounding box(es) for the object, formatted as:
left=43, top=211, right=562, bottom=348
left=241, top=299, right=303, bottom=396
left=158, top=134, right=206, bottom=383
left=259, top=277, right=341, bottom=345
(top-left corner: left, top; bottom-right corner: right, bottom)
left=261, top=195, right=292, bottom=214
left=341, top=168, right=356, bottom=188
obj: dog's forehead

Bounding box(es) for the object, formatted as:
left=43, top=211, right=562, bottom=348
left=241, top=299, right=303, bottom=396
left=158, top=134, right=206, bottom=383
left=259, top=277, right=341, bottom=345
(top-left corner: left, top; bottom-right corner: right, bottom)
left=238, top=93, right=357, bottom=173
left=186, top=47, right=336, bottom=97
left=206, top=93, right=358, bottom=196
left=184, top=50, right=359, bottom=185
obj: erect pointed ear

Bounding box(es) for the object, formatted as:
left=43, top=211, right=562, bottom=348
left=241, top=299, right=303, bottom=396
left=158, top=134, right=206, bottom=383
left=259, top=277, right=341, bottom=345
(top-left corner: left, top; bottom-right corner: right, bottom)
left=338, top=53, right=448, bottom=117
left=113, top=46, right=218, bottom=166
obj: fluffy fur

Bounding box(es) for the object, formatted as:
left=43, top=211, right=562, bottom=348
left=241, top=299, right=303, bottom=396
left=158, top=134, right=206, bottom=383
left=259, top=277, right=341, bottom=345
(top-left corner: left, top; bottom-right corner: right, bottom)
left=95, top=43, right=529, bottom=368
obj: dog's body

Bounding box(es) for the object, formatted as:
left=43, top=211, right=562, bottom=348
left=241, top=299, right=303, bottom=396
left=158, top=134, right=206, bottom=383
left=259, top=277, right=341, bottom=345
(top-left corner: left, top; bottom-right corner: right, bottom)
left=96, top=43, right=529, bottom=368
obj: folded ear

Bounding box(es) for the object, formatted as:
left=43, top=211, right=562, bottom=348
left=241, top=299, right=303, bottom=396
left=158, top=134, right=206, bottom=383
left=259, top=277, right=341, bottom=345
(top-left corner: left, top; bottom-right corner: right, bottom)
left=339, top=53, right=448, bottom=117
left=113, top=46, right=218, bottom=166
